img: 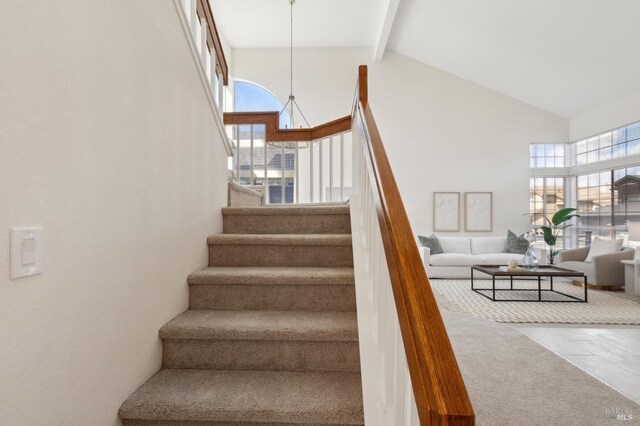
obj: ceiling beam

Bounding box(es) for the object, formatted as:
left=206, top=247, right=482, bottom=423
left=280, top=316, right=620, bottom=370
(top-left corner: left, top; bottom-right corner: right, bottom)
left=373, top=0, right=401, bottom=61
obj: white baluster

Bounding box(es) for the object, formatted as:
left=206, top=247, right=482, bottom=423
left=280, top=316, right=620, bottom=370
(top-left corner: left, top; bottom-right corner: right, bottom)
left=390, top=317, right=403, bottom=424
left=210, top=41, right=218, bottom=99
left=340, top=133, right=345, bottom=201
left=377, top=234, right=387, bottom=350
left=295, top=142, right=299, bottom=203
left=319, top=139, right=324, bottom=203
left=329, top=136, right=334, bottom=202
left=281, top=143, right=286, bottom=204
left=363, top=187, right=370, bottom=250
left=200, top=22, right=208, bottom=73
left=264, top=137, right=269, bottom=204
left=219, top=75, right=224, bottom=110
left=235, top=125, right=240, bottom=184
left=310, top=142, right=314, bottom=203
left=250, top=125, right=254, bottom=186
left=384, top=276, right=398, bottom=408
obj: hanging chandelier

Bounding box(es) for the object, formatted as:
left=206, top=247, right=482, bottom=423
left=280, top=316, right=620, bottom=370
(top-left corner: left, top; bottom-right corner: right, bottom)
left=279, top=0, right=310, bottom=130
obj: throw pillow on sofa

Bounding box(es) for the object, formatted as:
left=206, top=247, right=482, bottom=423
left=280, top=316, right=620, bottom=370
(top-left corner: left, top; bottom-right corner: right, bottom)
left=418, top=234, right=443, bottom=255
left=504, top=230, right=529, bottom=254
left=584, top=237, right=623, bottom=262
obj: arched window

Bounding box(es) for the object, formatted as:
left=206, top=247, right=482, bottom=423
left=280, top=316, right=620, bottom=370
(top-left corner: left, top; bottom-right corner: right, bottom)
left=234, top=80, right=290, bottom=128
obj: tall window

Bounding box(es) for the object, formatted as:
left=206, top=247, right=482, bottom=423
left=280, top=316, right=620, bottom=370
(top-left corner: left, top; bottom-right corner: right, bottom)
left=576, top=166, right=640, bottom=245
left=530, top=177, right=565, bottom=248
left=530, top=121, right=640, bottom=248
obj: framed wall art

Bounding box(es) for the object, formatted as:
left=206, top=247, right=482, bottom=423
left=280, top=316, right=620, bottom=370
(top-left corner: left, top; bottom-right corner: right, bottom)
left=465, top=192, right=493, bottom=232
left=433, top=192, right=460, bottom=232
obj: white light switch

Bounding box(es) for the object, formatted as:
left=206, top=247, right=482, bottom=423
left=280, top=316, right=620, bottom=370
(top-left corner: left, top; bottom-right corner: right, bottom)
left=22, top=238, right=36, bottom=265
left=10, top=227, right=43, bottom=279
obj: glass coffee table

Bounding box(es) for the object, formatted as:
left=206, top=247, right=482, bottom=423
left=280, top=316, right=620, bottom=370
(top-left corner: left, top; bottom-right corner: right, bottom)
left=471, top=265, right=588, bottom=302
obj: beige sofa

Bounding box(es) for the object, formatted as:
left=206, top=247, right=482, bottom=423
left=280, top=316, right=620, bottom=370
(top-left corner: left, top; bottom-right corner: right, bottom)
left=557, top=246, right=634, bottom=289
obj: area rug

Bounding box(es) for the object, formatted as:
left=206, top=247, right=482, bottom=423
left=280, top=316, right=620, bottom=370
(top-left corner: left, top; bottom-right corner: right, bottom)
left=430, top=279, right=640, bottom=324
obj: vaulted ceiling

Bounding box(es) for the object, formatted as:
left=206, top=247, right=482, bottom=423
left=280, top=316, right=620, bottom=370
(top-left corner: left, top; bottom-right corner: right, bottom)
left=210, top=0, right=381, bottom=48
left=211, top=0, right=640, bottom=118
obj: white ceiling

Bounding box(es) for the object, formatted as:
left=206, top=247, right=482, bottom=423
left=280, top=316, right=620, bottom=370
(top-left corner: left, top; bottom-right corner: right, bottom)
left=388, top=0, right=640, bottom=118
left=210, top=0, right=380, bottom=48
left=212, top=0, right=640, bottom=118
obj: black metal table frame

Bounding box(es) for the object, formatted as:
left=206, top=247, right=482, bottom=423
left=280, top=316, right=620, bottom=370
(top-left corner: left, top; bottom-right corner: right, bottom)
left=470, top=266, right=588, bottom=302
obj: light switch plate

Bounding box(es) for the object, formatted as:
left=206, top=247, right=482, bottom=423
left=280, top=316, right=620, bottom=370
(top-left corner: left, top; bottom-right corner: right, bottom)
left=10, top=227, right=43, bottom=279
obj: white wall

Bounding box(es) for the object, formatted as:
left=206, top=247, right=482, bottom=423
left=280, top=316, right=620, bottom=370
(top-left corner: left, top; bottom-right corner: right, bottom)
left=570, top=89, right=640, bottom=140
left=369, top=52, right=569, bottom=236
left=0, top=1, right=229, bottom=425
left=232, top=48, right=569, bottom=235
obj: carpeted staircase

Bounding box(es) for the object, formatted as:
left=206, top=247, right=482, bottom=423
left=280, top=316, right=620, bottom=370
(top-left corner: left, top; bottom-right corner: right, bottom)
left=119, top=205, right=364, bottom=425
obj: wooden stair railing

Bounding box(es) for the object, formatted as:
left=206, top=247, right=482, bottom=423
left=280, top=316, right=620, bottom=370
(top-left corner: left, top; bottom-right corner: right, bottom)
left=223, top=112, right=352, bottom=204
left=197, top=0, right=228, bottom=85
left=223, top=112, right=351, bottom=142
left=353, top=65, right=474, bottom=424
left=223, top=67, right=474, bottom=424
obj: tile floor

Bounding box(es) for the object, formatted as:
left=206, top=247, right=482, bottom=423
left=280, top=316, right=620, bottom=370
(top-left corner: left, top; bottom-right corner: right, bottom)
left=517, top=326, right=640, bottom=403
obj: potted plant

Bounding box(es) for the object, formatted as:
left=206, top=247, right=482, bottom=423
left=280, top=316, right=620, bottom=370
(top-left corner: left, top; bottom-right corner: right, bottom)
left=539, top=207, right=580, bottom=264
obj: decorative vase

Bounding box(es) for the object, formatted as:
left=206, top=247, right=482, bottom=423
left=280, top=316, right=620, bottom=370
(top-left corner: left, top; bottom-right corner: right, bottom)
left=522, top=247, right=539, bottom=271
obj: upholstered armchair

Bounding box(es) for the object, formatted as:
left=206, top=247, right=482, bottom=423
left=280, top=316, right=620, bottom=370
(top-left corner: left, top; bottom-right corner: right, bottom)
left=557, top=246, right=634, bottom=289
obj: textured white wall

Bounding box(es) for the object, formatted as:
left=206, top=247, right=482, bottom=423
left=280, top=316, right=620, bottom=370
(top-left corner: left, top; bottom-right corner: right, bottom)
left=570, top=89, right=640, bottom=140
left=0, top=1, right=228, bottom=425
left=232, top=48, right=569, bottom=235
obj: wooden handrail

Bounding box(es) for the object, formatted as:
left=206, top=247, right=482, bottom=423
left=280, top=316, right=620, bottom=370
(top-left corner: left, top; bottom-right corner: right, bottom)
left=198, top=0, right=228, bottom=85
left=223, top=112, right=351, bottom=142
left=354, top=65, right=475, bottom=424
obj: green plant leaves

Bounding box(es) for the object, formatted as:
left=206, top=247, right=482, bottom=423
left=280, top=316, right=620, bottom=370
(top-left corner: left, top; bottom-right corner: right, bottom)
left=551, top=208, right=580, bottom=226
left=539, top=226, right=557, bottom=246
left=537, top=207, right=580, bottom=258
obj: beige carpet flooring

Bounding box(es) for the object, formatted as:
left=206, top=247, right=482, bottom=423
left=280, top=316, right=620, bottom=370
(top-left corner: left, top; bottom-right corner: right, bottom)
left=119, top=205, right=363, bottom=424
left=443, top=310, right=640, bottom=425
left=431, top=279, right=640, bottom=324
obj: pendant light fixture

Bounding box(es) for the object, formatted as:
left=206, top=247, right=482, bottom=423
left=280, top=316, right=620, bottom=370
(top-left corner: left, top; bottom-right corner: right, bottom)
left=279, top=0, right=310, bottom=130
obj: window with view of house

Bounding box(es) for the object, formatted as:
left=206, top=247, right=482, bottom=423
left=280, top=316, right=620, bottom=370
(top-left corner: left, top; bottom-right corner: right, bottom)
left=576, top=166, right=640, bottom=244
left=232, top=81, right=294, bottom=203
left=530, top=177, right=566, bottom=248
left=530, top=121, right=640, bottom=248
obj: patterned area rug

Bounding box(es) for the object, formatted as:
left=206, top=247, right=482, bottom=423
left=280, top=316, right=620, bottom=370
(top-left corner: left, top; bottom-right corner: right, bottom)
left=430, top=279, right=640, bottom=324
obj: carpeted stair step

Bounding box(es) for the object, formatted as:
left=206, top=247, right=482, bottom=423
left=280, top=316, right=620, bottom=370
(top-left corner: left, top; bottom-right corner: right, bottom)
left=208, top=234, right=353, bottom=267
left=222, top=205, right=351, bottom=234
left=160, top=310, right=360, bottom=372
left=119, top=369, right=364, bottom=425
left=188, top=267, right=356, bottom=311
